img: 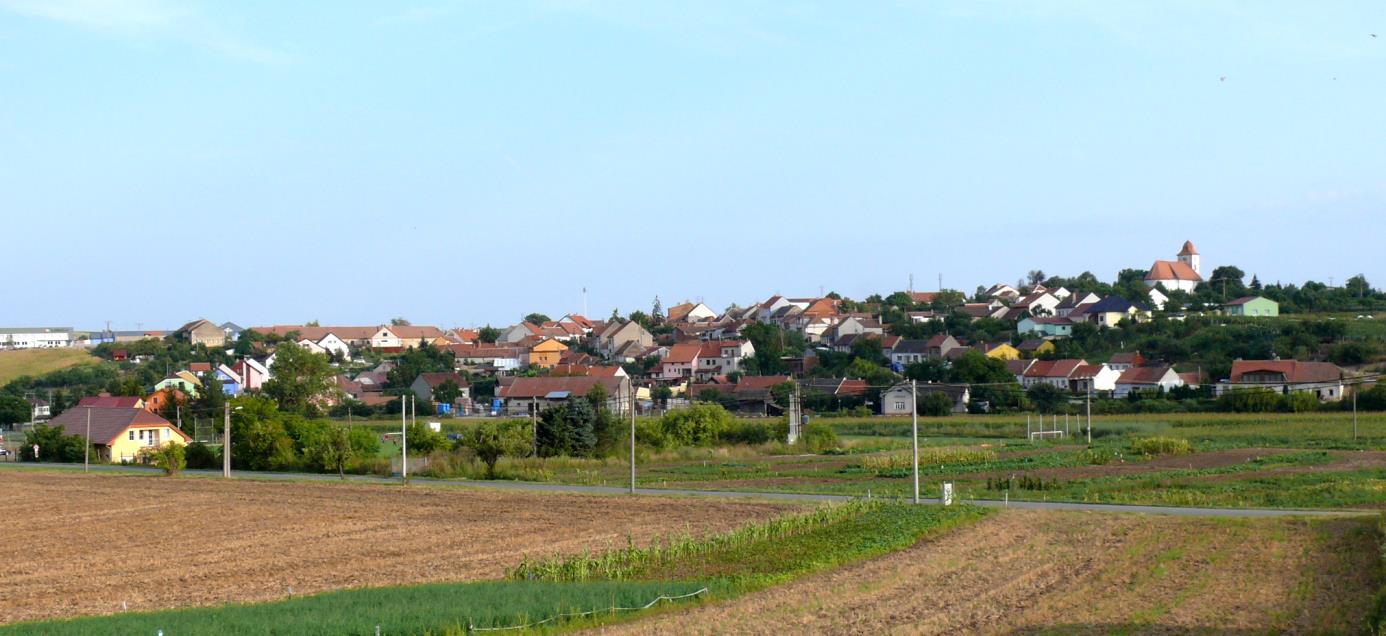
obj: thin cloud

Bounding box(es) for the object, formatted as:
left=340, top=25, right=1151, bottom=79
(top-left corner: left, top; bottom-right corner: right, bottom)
left=0, top=0, right=284, bottom=63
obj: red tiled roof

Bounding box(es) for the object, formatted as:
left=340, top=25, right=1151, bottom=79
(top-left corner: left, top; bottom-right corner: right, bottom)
left=663, top=342, right=703, bottom=364
left=48, top=407, right=186, bottom=446
left=1145, top=260, right=1203, bottom=283
left=416, top=372, right=469, bottom=388
left=1117, top=365, right=1175, bottom=385
left=497, top=376, right=625, bottom=399
left=77, top=396, right=143, bottom=409
left=1229, top=360, right=1341, bottom=384
left=1024, top=359, right=1087, bottom=379
left=734, top=375, right=792, bottom=391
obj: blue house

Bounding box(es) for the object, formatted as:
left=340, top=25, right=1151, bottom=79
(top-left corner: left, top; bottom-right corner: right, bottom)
left=215, top=365, right=242, bottom=396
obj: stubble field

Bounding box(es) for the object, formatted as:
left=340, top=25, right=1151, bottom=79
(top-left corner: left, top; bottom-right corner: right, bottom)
left=0, top=472, right=795, bottom=625
left=590, top=510, right=1383, bottom=635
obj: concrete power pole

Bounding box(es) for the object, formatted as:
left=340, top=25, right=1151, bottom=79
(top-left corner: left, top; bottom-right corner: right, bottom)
left=401, top=396, right=409, bottom=480
left=911, top=380, right=920, bottom=505
left=84, top=406, right=91, bottom=472
left=223, top=403, right=231, bottom=478
left=629, top=382, right=636, bottom=494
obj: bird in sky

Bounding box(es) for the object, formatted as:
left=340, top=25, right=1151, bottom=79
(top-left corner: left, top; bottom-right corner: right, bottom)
left=1219, top=76, right=1227, bottom=82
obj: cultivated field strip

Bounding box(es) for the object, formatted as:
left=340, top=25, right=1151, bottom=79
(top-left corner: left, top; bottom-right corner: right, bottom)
left=0, top=472, right=795, bottom=625
left=589, top=510, right=1380, bottom=635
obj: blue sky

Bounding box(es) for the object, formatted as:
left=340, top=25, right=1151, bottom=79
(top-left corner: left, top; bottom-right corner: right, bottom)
left=2, top=1, right=1383, bottom=330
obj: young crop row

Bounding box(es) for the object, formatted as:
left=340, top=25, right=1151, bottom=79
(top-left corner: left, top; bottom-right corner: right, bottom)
left=510, top=500, right=882, bottom=583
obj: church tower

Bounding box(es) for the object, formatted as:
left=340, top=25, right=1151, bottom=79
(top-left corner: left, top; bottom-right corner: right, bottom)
left=1177, top=240, right=1199, bottom=275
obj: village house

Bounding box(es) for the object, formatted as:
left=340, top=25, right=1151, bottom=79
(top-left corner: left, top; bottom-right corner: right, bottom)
left=1217, top=360, right=1345, bottom=402
left=1224, top=296, right=1280, bottom=318
left=410, top=371, right=471, bottom=412
left=1106, top=351, right=1146, bottom=372
left=173, top=319, right=227, bottom=348
left=1069, top=363, right=1121, bottom=394
left=447, top=344, right=523, bottom=374
left=1017, top=316, right=1076, bottom=338
left=522, top=337, right=568, bottom=370
left=658, top=342, right=702, bottom=381
left=888, top=340, right=930, bottom=368
left=665, top=302, right=718, bottom=323
left=591, top=320, right=654, bottom=359
left=1020, top=359, right=1088, bottom=389
left=1114, top=365, right=1188, bottom=398
left=154, top=370, right=202, bottom=398
left=978, top=342, right=1021, bottom=360
left=925, top=334, right=961, bottom=358
left=496, top=375, right=631, bottom=416
left=47, top=406, right=190, bottom=463
left=1017, top=339, right=1056, bottom=358
left=879, top=382, right=970, bottom=415
left=1085, top=296, right=1152, bottom=328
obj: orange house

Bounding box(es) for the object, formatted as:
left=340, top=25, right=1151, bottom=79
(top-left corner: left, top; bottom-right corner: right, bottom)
left=145, top=387, right=187, bottom=414
left=525, top=337, right=568, bottom=370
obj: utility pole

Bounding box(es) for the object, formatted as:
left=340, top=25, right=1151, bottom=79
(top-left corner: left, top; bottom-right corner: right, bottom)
left=84, top=406, right=91, bottom=472
left=1353, top=386, right=1359, bottom=441
left=401, top=396, right=408, bottom=480
left=911, top=379, right=920, bottom=505
left=531, top=397, right=538, bottom=456
left=1086, top=385, right=1092, bottom=444
left=223, top=402, right=231, bottom=478
left=629, top=383, right=636, bottom=494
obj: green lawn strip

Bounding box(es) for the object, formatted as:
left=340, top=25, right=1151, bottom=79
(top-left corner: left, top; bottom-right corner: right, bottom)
left=0, top=580, right=709, bottom=636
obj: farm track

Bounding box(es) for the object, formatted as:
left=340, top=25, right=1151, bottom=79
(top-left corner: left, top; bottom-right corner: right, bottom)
left=588, top=510, right=1380, bottom=635
left=0, top=472, right=795, bottom=625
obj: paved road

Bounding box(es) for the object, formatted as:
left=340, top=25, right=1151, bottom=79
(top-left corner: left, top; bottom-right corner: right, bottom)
left=0, top=462, right=1366, bottom=518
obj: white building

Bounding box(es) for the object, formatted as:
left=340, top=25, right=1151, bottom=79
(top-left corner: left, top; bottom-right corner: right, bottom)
left=1144, top=240, right=1203, bottom=293
left=0, top=327, right=73, bottom=349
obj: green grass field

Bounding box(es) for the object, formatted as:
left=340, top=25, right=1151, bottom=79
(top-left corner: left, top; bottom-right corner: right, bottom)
left=389, top=411, right=1386, bottom=510
left=0, top=348, right=97, bottom=386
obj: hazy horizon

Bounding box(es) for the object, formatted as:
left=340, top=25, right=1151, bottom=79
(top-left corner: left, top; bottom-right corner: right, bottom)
left=3, top=1, right=1383, bottom=330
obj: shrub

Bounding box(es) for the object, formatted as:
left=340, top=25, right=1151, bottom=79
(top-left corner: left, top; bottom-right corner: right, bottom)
left=860, top=446, right=998, bottom=472
left=722, top=419, right=785, bottom=445
left=800, top=422, right=840, bottom=454
left=659, top=404, right=732, bottom=446
left=463, top=420, right=532, bottom=478
left=634, top=418, right=668, bottom=449
left=917, top=391, right=955, bottom=417
left=183, top=441, right=219, bottom=469
left=142, top=443, right=186, bottom=476
left=1077, top=447, right=1122, bottom=465
left=1130, top=436, right=1192, bottom=456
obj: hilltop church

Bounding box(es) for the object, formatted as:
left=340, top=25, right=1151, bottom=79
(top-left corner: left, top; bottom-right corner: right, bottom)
left=1144, top=240, right=1203, bottom=293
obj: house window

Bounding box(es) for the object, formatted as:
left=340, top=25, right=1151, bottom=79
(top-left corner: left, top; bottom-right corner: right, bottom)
left=894, top=401, right=906, bottom=410
left=129, top=431, right=134, bottom=440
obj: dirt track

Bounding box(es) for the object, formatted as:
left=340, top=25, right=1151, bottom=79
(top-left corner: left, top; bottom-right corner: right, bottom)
left=590, top=510, right=1380, bottom=635
left=0, top=472, right=794, bottom=624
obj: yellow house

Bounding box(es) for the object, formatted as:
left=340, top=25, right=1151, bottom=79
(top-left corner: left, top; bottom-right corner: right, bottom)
left=525, top=337, right=568, bottom=370
left=1018, top=339, right=1056, bottom=358
left=46, top=406, right=190, bottom=463
left=981, top=343, right=1020, bottom=361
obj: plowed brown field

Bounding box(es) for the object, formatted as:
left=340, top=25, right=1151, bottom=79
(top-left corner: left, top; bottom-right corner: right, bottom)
left=0, top=472, right=795, bottom=625
left=590, top=510, right=1381, bottom=635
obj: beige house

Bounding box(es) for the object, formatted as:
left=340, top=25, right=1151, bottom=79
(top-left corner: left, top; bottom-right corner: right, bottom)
left=174, top=319, right=226, bottom=348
